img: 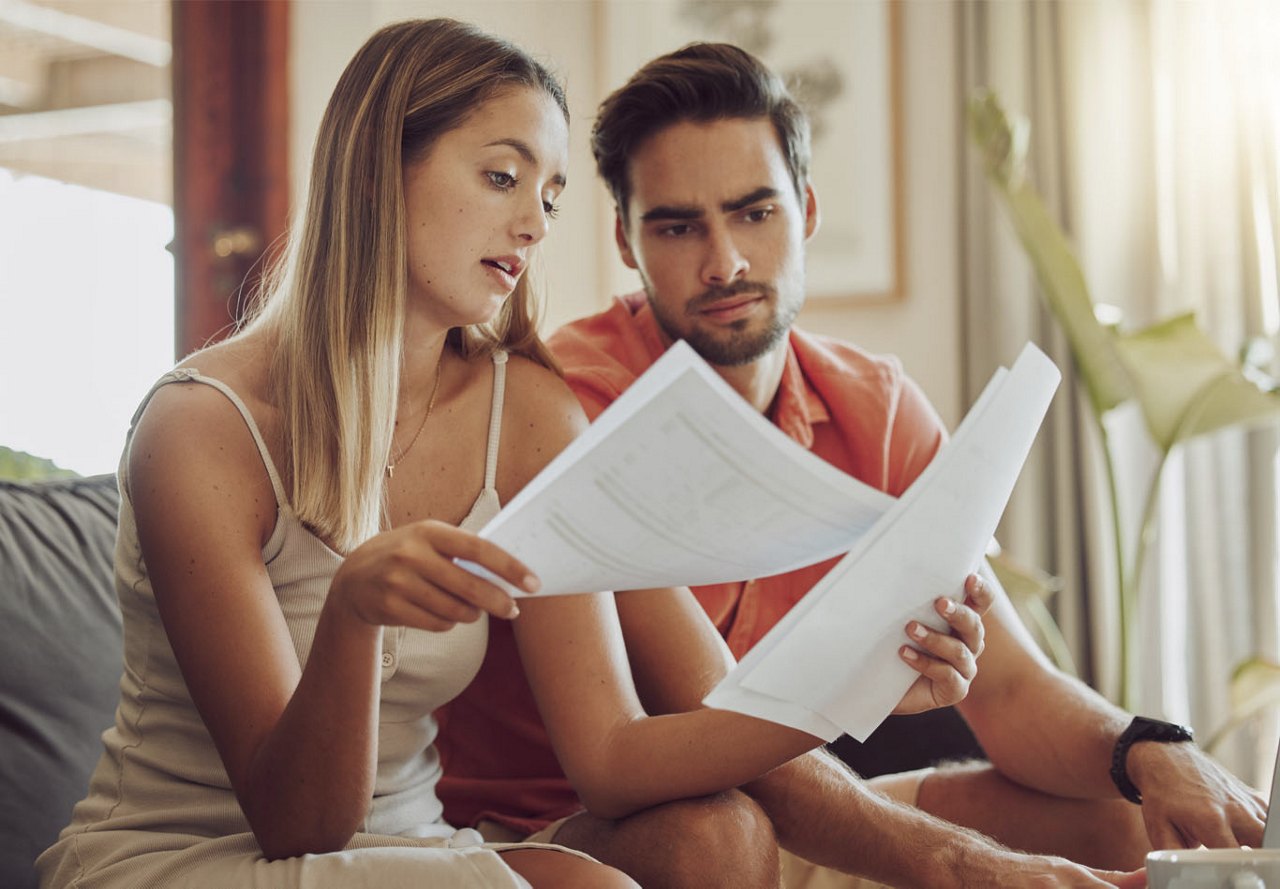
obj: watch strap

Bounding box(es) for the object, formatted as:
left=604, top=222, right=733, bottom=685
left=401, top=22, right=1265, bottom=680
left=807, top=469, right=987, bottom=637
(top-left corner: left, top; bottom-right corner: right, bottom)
left=1110, top=715, right=1194, bottom=805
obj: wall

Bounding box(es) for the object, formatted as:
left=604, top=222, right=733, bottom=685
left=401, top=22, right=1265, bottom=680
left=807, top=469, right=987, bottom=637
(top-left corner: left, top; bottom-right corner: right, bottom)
left=291, top=0, right=964, bottom=425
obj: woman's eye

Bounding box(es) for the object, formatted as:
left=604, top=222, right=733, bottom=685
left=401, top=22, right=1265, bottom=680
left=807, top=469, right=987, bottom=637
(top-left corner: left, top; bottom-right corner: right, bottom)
left=543, top=201, right=560, bottom=220
left=487, top=171, right=517, bottom=189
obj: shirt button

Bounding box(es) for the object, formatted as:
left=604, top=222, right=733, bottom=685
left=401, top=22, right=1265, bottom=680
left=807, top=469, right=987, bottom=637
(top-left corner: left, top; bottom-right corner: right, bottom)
left=381, top=652, right=394, bottom=668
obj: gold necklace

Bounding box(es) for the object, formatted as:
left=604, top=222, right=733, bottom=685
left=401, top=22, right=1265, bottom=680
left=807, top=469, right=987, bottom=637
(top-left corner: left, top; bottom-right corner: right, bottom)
left=386, top=349, right=444, bottom=479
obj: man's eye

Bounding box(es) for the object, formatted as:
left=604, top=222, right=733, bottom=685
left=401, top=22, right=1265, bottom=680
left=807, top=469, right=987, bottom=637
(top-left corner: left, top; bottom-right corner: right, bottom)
left=487, top=171, right=517, bottom=189
left=660, top=224, right=692, bottom=237
left=745, top=207, right=773, bottom=223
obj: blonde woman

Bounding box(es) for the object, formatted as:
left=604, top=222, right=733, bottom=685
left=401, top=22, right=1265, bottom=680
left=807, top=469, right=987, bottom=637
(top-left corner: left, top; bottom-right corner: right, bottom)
left=37, top=19, right=632, bottom=889
left=38, top=17, right=985, bottom=889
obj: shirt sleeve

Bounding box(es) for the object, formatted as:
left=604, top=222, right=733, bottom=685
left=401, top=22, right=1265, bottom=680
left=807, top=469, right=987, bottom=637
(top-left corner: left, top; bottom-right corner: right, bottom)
left=561, top=368, right=622, bottom=423
left=885, top=371, right=948, bottom=497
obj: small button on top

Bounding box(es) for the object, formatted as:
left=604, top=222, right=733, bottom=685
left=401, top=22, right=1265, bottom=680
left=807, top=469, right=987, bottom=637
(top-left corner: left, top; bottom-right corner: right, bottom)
left=448, top=828, right=485, bottom=849
left=380, top=652, right=394, bottom=668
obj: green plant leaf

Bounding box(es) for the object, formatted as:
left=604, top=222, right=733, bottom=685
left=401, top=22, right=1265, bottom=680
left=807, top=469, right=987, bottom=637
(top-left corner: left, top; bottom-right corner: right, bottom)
left=1114, top=314, right=1280, bottom=451
left=987, top=550, right=1077, bottom=675
left=966, top=92, right=1135, bottom=418
left=1206, top=656, right=1280, bottom=752
left=1230, top=656, right=1280, bottom=712
left=987, top=549, right=1061, bottom=602
left=0, top=446, right=78, bottom=481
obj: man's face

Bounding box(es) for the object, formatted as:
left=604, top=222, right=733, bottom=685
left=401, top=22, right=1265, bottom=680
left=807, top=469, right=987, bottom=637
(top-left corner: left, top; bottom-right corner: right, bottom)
left=616, top=117, right=818, bottom=367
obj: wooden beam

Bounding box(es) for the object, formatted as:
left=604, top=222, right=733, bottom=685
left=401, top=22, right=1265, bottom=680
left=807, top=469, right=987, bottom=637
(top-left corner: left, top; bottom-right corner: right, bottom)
left=171, top=0, right=289, bottom=356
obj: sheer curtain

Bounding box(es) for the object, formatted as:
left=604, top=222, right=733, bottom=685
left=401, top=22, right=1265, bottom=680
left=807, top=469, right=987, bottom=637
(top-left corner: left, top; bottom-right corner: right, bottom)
left=959, top=0, right=1280, bottom=785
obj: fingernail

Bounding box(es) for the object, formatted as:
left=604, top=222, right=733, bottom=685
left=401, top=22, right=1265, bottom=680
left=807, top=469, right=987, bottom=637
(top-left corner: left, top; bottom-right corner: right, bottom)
left=507, top=603, right=521, bottom=619
left=901, top=646, right=919, bottom=661
left=941, top=599, right=956, bottom=615
left=910, top=622, right=928, bottom=640
left=523, top=574, right=540, bottom=593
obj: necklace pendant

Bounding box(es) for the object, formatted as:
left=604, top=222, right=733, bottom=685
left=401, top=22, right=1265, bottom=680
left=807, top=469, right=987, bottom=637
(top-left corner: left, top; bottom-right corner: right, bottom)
left=386, top=464, right=394, bottom=479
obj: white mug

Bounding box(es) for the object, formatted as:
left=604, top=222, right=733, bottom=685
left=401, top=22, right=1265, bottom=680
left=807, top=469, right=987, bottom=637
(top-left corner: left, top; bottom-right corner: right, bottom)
left=1147, top=849, right=1280, bottom=889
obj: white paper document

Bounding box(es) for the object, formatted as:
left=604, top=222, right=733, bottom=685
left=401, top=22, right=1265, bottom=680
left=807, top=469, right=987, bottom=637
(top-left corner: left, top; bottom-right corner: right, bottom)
left=471, top=338, right=1058, bottom=744
left=705, top=344, right=1060, bottom=742
left=473, top=340, right=894, bottom=596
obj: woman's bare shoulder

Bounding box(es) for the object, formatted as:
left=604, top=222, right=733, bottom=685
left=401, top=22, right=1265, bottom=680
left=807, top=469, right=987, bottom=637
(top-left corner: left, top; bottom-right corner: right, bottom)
left=127, top=339, right=279, bottom=543
left=495, top=352, right=589, bottom=495
left=502, top=352, right=589, bottom=439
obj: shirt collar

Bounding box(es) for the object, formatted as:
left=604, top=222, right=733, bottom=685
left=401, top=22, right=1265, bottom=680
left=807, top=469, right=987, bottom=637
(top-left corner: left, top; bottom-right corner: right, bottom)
left=770, top=336, right=830, bottom=449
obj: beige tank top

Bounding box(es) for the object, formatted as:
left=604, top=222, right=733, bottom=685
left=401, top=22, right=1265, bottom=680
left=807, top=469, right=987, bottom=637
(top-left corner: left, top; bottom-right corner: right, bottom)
left=61, top=350, right=509, bottom=845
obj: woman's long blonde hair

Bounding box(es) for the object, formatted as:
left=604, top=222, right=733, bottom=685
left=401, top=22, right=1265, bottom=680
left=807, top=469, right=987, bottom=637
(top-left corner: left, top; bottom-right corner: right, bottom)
left=240, top=19, right=566, bottom=552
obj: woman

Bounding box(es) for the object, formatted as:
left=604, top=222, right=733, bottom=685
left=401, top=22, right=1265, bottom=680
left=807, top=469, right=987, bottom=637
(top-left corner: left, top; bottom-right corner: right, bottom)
left=37, top=19, right=633, bottom=889
left=38, top=17, right=985, bottom=889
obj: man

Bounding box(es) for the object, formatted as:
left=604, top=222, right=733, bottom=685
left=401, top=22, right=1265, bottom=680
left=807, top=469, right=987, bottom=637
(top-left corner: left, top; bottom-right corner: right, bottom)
left=437, top=43, right=1264, bottom=888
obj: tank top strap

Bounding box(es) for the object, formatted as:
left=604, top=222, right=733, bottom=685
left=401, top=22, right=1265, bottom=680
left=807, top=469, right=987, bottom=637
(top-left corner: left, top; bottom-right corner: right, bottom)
left=482, top=350, right=509, bottom=492
left=131, top=367, right=291, bottom=511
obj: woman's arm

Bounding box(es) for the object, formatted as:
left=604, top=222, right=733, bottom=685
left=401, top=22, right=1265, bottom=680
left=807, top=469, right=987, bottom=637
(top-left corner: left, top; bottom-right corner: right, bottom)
left=132, top=382, right=534, bottom=858
left=514, top=589, right=818, bottom=818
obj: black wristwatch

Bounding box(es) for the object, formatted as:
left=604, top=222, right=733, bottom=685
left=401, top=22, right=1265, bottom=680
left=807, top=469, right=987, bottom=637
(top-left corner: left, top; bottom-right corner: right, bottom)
left=1110, top=715, right=1194, bottom=804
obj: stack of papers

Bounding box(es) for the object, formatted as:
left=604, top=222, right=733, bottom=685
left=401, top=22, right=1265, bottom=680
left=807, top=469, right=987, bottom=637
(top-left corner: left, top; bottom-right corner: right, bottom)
left=474, top=340, right=1060, bottom=741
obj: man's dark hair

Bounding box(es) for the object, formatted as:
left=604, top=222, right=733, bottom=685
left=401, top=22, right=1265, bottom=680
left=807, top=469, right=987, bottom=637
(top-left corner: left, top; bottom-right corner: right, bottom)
left=591, top=42, right=811, bottom=218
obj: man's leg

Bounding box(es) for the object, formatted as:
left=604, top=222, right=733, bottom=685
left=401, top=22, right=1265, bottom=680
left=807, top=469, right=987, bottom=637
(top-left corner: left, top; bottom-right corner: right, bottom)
left=915, top=760, right=1151, bottom=870
left=545, top=789, right=782, bottom=889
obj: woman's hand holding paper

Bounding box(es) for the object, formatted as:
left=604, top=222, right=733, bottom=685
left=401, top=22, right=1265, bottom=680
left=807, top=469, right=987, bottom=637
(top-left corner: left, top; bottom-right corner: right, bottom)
left=892, top=573, right=993, bottom=714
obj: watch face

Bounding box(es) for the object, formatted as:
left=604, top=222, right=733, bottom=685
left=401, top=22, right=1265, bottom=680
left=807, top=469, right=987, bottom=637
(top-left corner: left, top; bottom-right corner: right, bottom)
left=1134, top=716, right=1193, bottom=742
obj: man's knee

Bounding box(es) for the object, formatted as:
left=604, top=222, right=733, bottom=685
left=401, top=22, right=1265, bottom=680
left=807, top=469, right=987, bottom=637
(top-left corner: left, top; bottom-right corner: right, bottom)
left=558, top=789, right=781, bottom=889
left=673, top=791, right=776, bottom=857
left=645, top=790, right=780, bottom=888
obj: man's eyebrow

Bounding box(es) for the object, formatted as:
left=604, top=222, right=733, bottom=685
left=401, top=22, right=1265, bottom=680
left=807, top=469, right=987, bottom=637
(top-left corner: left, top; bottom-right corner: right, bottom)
left=483, top=138, right=567, bottom=187
left=640, top=186, right=781, bottom=223
left=640, top=204, right=703, bottom=223
left=722, top=186, right=779, bottom=213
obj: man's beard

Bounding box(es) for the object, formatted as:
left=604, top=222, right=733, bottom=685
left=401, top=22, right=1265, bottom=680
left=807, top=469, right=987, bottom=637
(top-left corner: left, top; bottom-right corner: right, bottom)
left=647, top=279, right=800, bottom=367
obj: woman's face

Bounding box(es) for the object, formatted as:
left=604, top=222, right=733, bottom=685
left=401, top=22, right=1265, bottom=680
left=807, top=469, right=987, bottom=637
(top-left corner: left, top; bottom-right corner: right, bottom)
left=402, top=85, right=569, bottom=330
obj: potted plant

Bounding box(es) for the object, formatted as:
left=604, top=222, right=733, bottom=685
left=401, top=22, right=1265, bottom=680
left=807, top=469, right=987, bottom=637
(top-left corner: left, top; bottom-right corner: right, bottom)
left=967, top=90, right=1280, bottom=712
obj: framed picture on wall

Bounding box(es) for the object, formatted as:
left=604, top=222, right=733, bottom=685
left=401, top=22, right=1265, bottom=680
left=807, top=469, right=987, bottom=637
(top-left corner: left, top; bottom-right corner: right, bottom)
left=599, top=0, right=905, bottom=304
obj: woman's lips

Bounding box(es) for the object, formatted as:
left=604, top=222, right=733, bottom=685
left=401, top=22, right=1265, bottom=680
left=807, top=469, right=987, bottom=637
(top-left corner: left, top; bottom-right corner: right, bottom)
left=481, top=259, right=518, bottom=290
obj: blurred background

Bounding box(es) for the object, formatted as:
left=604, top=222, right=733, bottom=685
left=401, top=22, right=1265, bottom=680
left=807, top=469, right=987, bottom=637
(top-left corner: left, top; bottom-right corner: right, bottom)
left=3, top=0, right=1280, bottom=788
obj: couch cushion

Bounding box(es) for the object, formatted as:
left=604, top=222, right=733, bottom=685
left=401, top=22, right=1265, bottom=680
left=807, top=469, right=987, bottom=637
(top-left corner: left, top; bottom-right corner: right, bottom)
left=0, top=475, right=121, bottom=889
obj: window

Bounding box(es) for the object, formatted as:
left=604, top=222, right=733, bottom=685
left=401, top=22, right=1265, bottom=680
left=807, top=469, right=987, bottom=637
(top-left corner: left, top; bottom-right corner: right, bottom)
left=0, top=170, right=173, bottom=475
left=0, top=0, right=172, bottom=476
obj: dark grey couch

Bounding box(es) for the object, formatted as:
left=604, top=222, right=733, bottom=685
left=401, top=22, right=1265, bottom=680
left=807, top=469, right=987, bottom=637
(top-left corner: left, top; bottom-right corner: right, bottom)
left=0, top=475, right=122, bottom=889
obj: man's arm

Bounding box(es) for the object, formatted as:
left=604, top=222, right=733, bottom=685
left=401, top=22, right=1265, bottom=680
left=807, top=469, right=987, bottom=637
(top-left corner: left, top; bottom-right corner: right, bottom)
left=614, top=585, right=1141, bottom=888
left=958, top=566, right=1268, bottom=849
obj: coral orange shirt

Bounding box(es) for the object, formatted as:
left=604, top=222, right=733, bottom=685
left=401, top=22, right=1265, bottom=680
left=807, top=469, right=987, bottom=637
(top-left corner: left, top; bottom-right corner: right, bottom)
left=436, top=292, right=947, bottom=834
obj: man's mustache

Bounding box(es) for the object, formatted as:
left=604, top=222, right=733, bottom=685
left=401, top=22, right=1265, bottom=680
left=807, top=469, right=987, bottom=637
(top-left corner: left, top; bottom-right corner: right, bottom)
left=686, top=280, right=777, bottom=315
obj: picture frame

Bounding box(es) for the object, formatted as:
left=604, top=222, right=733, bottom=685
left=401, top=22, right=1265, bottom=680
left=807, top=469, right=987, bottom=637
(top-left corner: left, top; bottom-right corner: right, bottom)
left=598, top=0, right=906, bottom=304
